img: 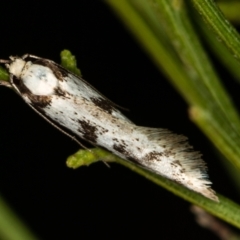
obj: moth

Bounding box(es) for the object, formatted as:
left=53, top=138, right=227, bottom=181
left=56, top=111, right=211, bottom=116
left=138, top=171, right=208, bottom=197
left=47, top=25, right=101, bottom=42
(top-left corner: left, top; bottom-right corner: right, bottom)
left=0, top=54, right=218, bottom=201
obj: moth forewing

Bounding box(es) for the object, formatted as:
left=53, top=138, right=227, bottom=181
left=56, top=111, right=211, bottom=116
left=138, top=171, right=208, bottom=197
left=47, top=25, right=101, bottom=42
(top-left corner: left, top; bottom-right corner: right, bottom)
left=0, top=54, right=218, bottom=202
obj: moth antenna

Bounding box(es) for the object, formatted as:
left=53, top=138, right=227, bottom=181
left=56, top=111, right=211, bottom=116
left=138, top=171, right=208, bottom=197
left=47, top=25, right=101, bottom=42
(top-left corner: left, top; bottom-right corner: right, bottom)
left=102, top=161, right=111, bottom=168
left=21, top=54, right=42, bottom=60
left=0, top=59, right=10, bottom=64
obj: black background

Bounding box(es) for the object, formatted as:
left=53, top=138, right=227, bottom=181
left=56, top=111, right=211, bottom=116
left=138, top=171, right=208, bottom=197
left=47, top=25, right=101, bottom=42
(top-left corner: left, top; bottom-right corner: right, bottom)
left=0, top=1, right=239, bottom=239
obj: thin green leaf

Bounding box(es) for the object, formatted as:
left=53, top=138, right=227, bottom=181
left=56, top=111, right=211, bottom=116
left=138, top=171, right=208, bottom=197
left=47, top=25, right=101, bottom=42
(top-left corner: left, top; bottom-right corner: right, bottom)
left=191, top=0, right=240, bottom=61
left=217, top=1, right=240, bottom=24
left=0, top=196, right=37, bottom=240
left=104, top=0, right=240, bottom=227
left=192, top=11, right=240, bottom=83
left=105, top=0, right=240, bottom=174
left=0, top=65, right=9, bottom=81
left=60, top=49, right=82, bottom=77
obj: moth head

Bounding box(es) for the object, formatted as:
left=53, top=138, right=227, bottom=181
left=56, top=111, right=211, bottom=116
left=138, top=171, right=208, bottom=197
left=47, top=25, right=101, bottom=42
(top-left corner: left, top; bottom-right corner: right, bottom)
left=8, top=57, right=59, bottom=96
left=7, top=57, right=26, bottom=79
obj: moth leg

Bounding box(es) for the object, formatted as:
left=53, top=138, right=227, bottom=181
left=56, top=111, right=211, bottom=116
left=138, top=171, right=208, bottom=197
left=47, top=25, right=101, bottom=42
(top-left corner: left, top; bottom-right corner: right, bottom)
left=0, top=59, right=10, bottom=64
left=102, top=161, right=111, bottom=168
left=0, top=81, right=12, bottom=88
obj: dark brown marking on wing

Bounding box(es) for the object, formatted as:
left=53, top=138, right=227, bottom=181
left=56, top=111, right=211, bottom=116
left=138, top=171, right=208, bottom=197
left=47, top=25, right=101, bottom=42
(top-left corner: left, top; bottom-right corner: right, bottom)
left=144, top=151, right=163, bottom=162
left=163, top=150, right=171, bottom=158
left=97, top=127, right=109, bottom=135
left=12, top=75, right=52, bottom=108
left=170, top=160, right=185, bottom=171
left=113, top=141, right=138, bottom=163
left=54, top=86, right=71, bottom=99
left=77, top=119, right=98, bottom=143
left=30, top=95, right=52, bottom=108
left=173, top=160, right=182, bottom=167
left=90, top=97, right=114, bottom=114
left=12, top=75, right=28, bottom=93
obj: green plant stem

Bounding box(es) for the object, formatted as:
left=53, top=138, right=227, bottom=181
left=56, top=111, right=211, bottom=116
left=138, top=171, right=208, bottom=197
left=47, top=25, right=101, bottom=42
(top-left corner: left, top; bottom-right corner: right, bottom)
left=67, top=148, right=240, bottom=229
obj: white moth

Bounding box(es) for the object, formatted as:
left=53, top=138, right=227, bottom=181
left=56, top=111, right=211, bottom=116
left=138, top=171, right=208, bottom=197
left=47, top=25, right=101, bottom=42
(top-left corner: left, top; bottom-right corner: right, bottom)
left=0, top=54, right=218, bottom=201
